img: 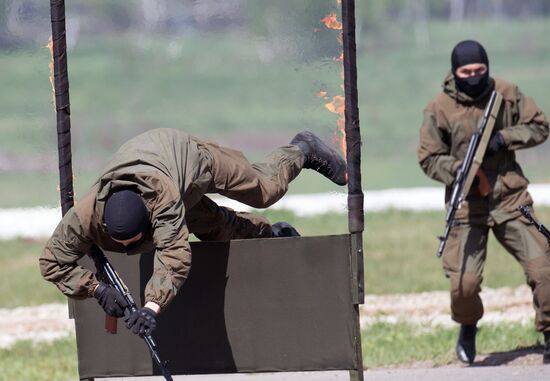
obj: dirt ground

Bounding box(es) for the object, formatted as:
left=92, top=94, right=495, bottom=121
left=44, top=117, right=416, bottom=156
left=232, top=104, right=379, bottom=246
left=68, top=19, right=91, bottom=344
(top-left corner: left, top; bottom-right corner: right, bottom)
left=1, top=285, right=545, bottom=368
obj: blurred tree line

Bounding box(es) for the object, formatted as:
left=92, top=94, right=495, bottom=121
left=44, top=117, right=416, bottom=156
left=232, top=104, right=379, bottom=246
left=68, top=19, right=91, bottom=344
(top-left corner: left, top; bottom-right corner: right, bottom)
left=360, top=0, right=550, bottom=27
left=1, top=0, right=550, bottom=50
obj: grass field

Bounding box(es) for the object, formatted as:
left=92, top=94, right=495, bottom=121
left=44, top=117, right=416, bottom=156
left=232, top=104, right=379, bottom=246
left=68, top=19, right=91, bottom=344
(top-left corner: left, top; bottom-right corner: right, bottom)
left=0, top=336, right=77, bottom=381
left=362, top=323, right=543, bottom=368
left=1, top=323, right=544, bottom=380
left=2, top=18, right=550, bottom=207
left=3, top=14, right=550, bottom=379
left=3, top=206, right=549, bottom=378
left=5, top=205, right=547, bottom=308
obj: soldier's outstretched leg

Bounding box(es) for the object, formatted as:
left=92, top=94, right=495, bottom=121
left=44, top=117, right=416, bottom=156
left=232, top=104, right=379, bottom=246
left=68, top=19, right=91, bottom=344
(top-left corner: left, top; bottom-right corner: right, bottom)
left=201, top=131, right=346, bottom=209
left=186, top=196, right=272, bottom=240
left=271, top=221, right=300, bottom=237
left=290, top=130, right=347, bottom=186
left=186, top=196, right=300, bottom=240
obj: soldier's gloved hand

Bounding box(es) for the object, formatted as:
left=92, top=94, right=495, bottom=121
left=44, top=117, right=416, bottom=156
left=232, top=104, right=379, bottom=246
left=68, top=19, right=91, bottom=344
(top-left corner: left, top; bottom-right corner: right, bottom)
left=487, top=132, right=505, bottom=156
left=272, top=222, right=301, bottom=237
left=125, top=307, right=157, bottom=336
left=94, top=282, right=128, bottom=318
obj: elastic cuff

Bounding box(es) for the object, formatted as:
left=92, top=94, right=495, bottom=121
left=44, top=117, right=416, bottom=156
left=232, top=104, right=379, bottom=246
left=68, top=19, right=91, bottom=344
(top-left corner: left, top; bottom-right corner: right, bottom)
left=498, top=128, right=511, bottom=147
left=87, top=279, right=100, bottom=297
left=146, top=298, right=166, bottom=312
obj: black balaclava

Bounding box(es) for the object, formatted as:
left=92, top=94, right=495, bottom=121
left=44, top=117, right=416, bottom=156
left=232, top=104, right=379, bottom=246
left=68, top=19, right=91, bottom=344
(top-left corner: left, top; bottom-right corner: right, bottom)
left=451, top=40, right=490, bottom=98
left=104, top=189, right=149, bottom=241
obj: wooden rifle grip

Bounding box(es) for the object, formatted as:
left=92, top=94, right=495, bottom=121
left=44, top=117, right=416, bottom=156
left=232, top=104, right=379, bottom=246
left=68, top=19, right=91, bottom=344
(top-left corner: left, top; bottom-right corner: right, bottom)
left=105, top=314, right=118, bottom=334
left=476, top=168, right=491, bottom=197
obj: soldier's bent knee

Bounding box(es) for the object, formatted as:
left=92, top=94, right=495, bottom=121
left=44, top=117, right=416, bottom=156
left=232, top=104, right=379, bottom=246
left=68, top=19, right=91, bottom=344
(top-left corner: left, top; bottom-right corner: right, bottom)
left=451, top=273, right=482, bottom=298
left=527, top=256, right=550, bottom=285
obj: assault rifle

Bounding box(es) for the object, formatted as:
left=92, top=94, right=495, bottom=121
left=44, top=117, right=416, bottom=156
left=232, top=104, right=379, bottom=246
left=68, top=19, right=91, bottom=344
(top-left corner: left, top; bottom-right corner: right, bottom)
left=436, top=90, right=503, bottom=257
left=518, top=205, right=550, bottom=246
left=91, top=245, right=174, bottom=381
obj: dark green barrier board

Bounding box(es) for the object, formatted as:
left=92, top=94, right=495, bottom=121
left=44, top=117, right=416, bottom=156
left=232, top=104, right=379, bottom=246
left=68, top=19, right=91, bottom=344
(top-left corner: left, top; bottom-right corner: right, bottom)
left=72, top=235, right=362, bottom=379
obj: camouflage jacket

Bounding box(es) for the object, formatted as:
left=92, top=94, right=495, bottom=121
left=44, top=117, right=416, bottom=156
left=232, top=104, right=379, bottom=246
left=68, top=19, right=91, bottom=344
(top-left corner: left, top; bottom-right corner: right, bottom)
left=418, top=74, right=548, bottom=224
left=39, top=128, right=214, bottom=310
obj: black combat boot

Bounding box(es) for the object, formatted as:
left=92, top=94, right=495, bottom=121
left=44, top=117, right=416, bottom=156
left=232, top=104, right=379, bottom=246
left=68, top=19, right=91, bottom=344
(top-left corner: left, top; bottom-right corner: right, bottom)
left=456, top=324, right=477, bottom=364
left=544, top=331, right=550, bottom=364
left=271, top=222, right=300, bottom=237
left=290, top=131, right=347, bottom=186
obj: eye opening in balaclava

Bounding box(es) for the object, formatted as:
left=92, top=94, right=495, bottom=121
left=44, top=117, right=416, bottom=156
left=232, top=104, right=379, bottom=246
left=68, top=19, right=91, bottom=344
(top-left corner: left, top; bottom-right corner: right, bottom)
left=451, top=39, right=491, bottom=98
left=104, top=189, right=149, bottom=241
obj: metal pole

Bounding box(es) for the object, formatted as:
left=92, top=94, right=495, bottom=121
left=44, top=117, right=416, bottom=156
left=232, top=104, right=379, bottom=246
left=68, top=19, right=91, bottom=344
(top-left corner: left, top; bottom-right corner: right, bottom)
left=50, top=0, right=74, bottom=215
left=341, top=1, right=364, bottom=380
left=342, top=0, right=364, bottom=303
left=50, top=0, right=78, bottom=331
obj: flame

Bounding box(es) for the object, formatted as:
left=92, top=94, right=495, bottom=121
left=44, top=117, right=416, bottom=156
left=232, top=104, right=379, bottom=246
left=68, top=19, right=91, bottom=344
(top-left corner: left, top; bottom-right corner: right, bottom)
left=335, top=117, right=346, bottom=156
left=321, top=13, right=342, bottom=30
left=46, top=36, right=56, bottom=110
left=317, top=90, right=329, bottom=99
left=47, top=37, right=78, bottom=202
left=319, top=6, right=347, bottom=158
left=324, top=95, right=344, bottom=114
left=324, top=96, right=346, bottom=155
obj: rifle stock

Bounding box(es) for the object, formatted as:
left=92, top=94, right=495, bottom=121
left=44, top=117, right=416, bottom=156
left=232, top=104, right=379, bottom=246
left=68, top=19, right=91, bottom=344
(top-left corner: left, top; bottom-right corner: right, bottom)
left=105, top=314, right=118, bottom=334
left=436, top=91, right=503, bottom=257
left=476, top=168, right=491, bottom=197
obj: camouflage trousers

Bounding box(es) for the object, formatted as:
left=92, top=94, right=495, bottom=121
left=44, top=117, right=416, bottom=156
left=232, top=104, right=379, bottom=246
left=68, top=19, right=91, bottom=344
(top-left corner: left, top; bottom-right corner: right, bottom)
left=185, top=142, right=305, bottom=241
left=442, top=212, right=550, bottom=332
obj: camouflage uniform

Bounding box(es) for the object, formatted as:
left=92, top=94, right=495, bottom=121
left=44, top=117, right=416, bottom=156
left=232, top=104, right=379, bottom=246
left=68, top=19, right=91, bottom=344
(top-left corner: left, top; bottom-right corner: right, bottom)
left=40, top=128, right=304, bottom=310
left=418, top=74, right=550, bottom=331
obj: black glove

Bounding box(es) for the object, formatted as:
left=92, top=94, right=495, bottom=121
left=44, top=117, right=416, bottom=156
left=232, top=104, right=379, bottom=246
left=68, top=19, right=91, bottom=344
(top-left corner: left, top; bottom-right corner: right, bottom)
left=94, top=282, right=128, bottom=318
left=272, top=221, right=301, bottom=237
left=486, top=132, right=505, bottom=156
left=125, top=307, right=157, bottom=336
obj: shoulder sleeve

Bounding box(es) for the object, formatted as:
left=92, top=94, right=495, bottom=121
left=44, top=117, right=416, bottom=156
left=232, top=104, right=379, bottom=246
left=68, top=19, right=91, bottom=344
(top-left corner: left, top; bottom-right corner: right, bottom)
left=144, top=179, right=192, bottom=310
left=499, top=85, right=549, bottom=150
left=418, top=99, right=461, bottom=186
left=39, top=207, right=97, bottom=298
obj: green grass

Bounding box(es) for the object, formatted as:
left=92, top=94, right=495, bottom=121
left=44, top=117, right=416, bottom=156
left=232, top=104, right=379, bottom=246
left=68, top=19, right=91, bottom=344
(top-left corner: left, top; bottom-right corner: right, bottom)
left=0, top=239, right=65, bottom=308
left=2, top=19, right=550, bottom=207
left=0, top=336, right=78, bottom=381
left=362, top=208, right=531, bottom=294
left=363, top=322, right=543, bottom=368
left=356, top=18, right=550, bottom=191
left=0, top=323, right=542, bottom=379
left=3, top=207, right=548, bottom=374
left=8, top=206, right=550, bottom=308
left=0, top=167, right=346, bottom=208
left=3, top=13, right=550, bottom=376
left=262, top=207, right=547, bottom=295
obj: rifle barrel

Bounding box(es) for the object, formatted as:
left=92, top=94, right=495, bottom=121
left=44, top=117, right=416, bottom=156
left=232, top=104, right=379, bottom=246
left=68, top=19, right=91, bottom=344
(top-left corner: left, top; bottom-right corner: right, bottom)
left=92, top=247, right=173, bottom=381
